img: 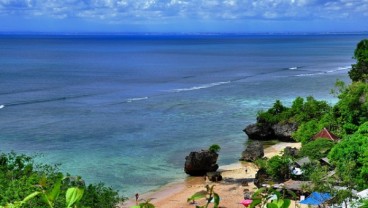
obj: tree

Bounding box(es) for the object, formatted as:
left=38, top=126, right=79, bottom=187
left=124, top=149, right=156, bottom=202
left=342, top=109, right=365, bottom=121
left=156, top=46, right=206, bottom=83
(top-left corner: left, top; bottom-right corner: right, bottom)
left=348, top=39, right=368, bottom=82
left=208, top=144, right=221, bottom=153
left=333, top=82, right=368, bottom=135
left=299, top=139, right=335, bottom=160
left=266, top=156, right=291, bottom=181
left=328, top=122, right=368, bottom=190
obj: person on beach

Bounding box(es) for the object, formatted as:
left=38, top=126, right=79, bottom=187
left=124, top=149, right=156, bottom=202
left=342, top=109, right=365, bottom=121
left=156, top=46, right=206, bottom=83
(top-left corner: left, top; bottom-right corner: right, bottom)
left=245, top=167, right=248, bottom=174
left=135, top=193, right=139, bottom=202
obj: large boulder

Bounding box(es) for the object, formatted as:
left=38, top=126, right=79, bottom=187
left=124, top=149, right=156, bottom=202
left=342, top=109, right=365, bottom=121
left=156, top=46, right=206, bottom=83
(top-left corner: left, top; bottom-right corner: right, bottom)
left=243, top=123, right=273, bottom=140
left=244, top=121, right=297, bottom=142
left=184, top=150, right=219, bottom=176
left=240, top=140, right=264, bottom=162
left=272, top=123, right=298, bottom=140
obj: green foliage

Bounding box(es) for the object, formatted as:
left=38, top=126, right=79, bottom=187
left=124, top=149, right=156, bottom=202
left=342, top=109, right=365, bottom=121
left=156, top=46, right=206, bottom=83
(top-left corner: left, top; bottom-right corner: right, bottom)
left=349, top=39, right=368, bottom=82
left=292, top=119, right=320, bottom=143
left=254, top=158, right=267, bottom=169
left=265, top=156, right=291, bottom=181
left=130, top=199, right=155, bottom=208
left=187, top=185, right=219, bottom=208
left=0, top=152, right=122, bottom=208
left=208, top=144, right=221, bottom=153
left=298, top=139, right=335, bottom=160
left=249, top=188, right=293, bottom=208
left=257, top=97, right=331, bottom=128
left=333, top=81, right=368, bottom=135
left=81, top=183, right=121, bottom=208
left=329, top=122, right=368, bottom=189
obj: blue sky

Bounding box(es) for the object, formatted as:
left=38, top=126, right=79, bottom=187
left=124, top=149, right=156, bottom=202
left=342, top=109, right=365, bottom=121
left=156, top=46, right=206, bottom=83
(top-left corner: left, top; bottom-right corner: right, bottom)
left=1, top=0, right=368, bottom=33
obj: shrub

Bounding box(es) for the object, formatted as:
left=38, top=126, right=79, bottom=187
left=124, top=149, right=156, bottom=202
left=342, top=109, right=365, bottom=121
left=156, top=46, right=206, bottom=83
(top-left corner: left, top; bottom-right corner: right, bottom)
left=0, top=152, right=123, bottom=208
left=299, top=139, right=335, bottom=160
left=208, top=144, right=221, bottom=153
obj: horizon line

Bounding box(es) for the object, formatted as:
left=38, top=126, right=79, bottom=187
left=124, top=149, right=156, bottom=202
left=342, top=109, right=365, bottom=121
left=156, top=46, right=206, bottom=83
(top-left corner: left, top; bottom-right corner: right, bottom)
left=0, top=31, right=368, bottom=36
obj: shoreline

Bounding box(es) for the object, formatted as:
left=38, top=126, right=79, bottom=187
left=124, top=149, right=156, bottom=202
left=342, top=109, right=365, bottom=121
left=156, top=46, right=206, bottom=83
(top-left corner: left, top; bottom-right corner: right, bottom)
left=119, top=142, right=301, bottom=208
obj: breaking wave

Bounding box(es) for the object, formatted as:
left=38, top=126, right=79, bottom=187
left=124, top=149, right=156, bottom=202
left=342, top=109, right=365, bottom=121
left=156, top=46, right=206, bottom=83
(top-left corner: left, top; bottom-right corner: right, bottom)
left=126, top=97, right=149, bottom=103
left=169, top=81, right=231, bottom=93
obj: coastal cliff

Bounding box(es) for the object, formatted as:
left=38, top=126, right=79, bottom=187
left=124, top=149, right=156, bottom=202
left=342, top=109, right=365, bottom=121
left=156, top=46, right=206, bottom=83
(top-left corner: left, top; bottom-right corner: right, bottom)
left=243, top=118, right=297, bottom=142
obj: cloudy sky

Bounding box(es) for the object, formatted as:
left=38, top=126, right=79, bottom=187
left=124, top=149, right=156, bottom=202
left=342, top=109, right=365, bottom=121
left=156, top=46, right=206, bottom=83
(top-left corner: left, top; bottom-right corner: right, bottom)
left=1, top=0, right=368, bottom=33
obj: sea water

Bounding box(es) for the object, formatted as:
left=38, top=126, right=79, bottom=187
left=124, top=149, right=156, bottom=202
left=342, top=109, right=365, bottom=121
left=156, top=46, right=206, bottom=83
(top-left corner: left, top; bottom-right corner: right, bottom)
left=0, top=34, right=366, bottom=196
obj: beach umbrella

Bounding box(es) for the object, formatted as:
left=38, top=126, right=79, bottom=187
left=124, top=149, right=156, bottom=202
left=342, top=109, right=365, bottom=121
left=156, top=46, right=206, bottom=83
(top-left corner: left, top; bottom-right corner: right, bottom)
left=240, top=199, right=253, bottom=207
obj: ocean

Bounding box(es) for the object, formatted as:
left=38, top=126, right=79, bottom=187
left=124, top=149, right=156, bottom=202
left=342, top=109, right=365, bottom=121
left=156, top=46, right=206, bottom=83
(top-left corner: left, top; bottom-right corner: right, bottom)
left=0, top=34, right=366, bottom=196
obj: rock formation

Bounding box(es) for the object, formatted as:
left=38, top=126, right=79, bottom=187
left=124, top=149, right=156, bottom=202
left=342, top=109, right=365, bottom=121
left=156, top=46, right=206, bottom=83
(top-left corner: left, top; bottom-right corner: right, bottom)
left=206, top=172, right=222, bottom=182
left=184, top=150, right=219, bottom=176
left=283, top=146, right=299, bottom=157
left=244, top=120, right=297, bottom=141
left=240, top=140, right=264, bottom=162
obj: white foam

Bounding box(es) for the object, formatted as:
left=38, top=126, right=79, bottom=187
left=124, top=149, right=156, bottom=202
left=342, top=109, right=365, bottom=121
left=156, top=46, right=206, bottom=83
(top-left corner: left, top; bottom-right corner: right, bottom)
left=289, top=67, right=298, bottom=70
left=169, top=81, right=230, bottom=93
left=126, top=97, right=148, bottom=103
left=295, top=72, right=325, bottom=77
left=0, top=105, right=4, bottom=109
left=337, top=66, right=351, bottom=70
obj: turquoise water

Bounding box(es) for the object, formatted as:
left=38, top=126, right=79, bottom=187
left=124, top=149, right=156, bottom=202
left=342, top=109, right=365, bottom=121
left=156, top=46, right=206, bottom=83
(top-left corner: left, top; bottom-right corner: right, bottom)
left=0, top=34, right=365, bottom=196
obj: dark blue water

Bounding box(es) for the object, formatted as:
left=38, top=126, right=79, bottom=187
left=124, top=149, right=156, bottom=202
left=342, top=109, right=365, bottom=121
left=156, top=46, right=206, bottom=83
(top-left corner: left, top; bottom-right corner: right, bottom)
left=0, top=34, right=366, bottom=196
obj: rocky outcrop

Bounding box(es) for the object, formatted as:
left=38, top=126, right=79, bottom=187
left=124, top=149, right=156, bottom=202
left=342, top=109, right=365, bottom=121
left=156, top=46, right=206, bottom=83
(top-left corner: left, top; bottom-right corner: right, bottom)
left=272, top=123, right=298, bottom=140
left=240, top=140, right=264, bottom=162
left=206, top=172, right=222, bottom=182
left=244, top=121, right=297, bottom=142
left=283, top=146, right=299, bottom=157
left=254, top=168, right=269, bottom=188
left=184, top=150, right=219, bottom=176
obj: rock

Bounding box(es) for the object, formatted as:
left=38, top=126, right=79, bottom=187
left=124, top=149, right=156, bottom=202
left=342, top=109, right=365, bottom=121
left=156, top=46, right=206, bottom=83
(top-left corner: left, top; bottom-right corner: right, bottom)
left=184, top=150, right=219, bottom=176
left=272, top=123, right=298, bottom=141
left=243, top=123, right=273, bottom=140
left=254, top=168, right=269, bottom=188
left=283, top=146, right=299, bottom=157
left=240, top=140, right=264, bottom=162
left=244, top=121, right=297, bottom=142
left=206, top=172, right=222, bottom=182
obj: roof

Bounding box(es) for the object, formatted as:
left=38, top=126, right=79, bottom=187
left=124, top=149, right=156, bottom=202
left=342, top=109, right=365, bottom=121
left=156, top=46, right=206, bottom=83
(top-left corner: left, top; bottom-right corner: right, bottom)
left=312, top=128, right=340, bottom=141
left=283, top=180, right=311, bottom=191
left=295, top=157, right=311, bottom=167
left=320, top=157, right=331, bottom=165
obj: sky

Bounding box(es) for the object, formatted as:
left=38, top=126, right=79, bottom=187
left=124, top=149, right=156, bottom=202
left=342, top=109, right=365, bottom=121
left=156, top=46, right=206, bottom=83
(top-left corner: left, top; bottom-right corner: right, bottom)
left=0, top=0, right=368, bottom=33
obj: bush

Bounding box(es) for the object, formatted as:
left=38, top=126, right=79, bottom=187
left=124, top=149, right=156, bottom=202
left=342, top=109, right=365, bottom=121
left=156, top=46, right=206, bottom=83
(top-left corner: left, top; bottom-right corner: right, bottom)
left=0, top=152, right=123, bottom=208
left=265, top=156, right=291, bottom=181
left=299, top=139, right=335, bottom=160
left=208, top=144, right=221, bottom=153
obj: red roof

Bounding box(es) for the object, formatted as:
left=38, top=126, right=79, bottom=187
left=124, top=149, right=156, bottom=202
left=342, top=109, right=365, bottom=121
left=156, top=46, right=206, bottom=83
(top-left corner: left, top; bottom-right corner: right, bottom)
left=312, top=128, right=340, bottom=141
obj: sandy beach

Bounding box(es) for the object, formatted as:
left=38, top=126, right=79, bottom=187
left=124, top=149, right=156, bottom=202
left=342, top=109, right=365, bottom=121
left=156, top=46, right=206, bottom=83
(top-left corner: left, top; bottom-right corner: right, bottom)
left=120, top=142, right=302, bottom=208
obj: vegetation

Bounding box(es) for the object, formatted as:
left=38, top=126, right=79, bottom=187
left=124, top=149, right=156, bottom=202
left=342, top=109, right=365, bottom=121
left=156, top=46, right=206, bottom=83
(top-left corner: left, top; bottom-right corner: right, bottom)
left=0, top=152, right=122, bottom=208
left=265, top=156, right=291, bottom=181
left=208, top=144, right=221, bottom=153
left=257, top=96, right=331, bottom=126
left=187, top=185, right=220, bottom=208
left=298, top=139, right=335, bottom=160
left=249, top=188, right=295, bottom=208
left=131, top=199, right=155, bottom=208
left=349, top=39, right=368, bottom=82
left=328, top=122, right=368, bottom=190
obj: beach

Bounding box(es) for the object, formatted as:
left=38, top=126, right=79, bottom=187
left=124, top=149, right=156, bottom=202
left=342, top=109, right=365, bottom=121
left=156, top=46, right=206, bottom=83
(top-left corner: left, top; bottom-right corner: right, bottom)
left=120, top=142, right=302, bottom=208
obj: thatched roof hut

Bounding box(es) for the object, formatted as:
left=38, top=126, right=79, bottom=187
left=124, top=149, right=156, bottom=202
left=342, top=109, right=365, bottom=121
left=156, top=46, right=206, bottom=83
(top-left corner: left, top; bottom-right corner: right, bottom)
left=283, top=179, right=312, bottom=192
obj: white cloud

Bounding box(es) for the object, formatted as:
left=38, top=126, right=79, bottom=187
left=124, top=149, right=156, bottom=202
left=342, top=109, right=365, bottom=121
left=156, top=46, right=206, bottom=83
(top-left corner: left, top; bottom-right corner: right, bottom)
left=0, top=0, right=367, bottom=24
